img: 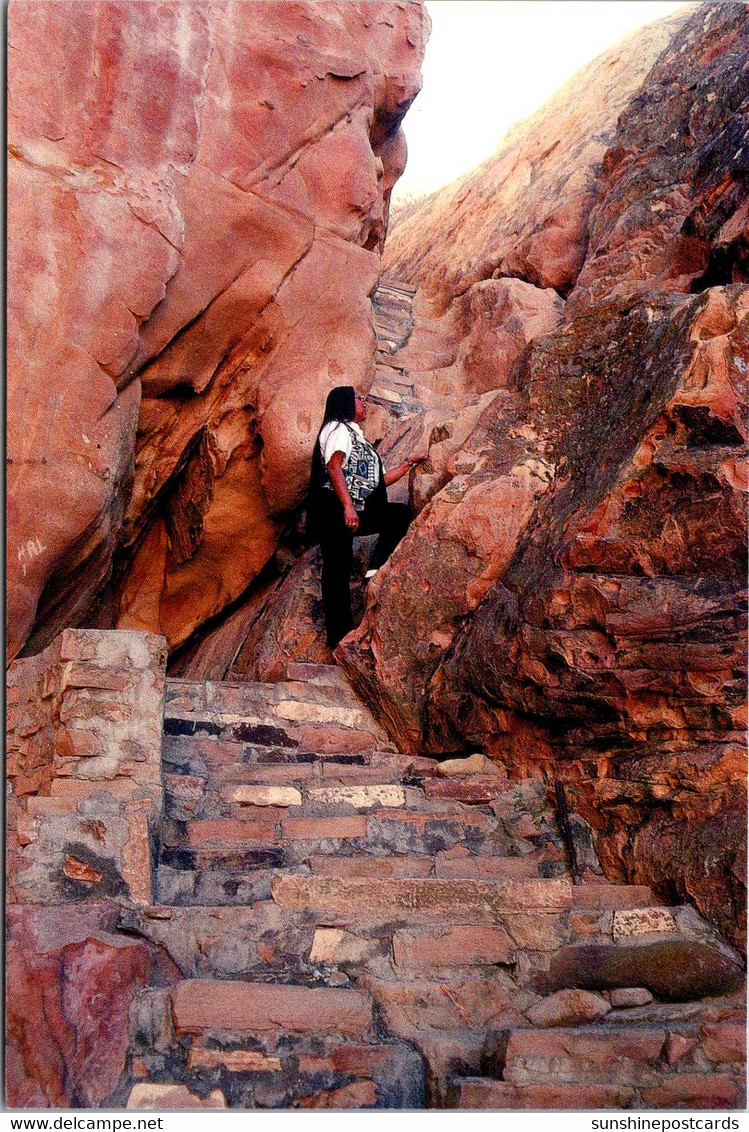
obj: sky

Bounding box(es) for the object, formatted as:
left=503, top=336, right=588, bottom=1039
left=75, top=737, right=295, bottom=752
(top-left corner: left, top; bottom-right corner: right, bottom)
left=392, top=0, right=698, bottom=202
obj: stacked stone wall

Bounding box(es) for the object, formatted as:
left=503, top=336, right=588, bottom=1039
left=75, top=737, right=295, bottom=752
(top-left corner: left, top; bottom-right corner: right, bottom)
left=6, top=629, right=167, bottom=906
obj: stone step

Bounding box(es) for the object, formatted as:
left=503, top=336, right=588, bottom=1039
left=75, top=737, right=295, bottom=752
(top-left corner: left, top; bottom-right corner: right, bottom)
left=373, top=367, right=415, bottom=392
left=270, top=875, right=574, bottom=925
left=447, top=1016, right=746, bottom=1108
left=160, top=773, right=545, bottom=817
left=165, top=678, right=389, bottom=739
left=270, top=876, right=672, bottom=927
left=376, top=279, right=417, bottom=296
left=162, top=731, right=518, bottom=784
left=161, top=735, right=408, bottom=779
left=449, top=1074, right=744, bottom=1110
left=161, top=752, right=522, bottom=800
left=307, top=852, right=550, bottom=880
left=152, top=846, right=568, bottom=905
left=161, top=777, right=560, bottom=845
left=153, top=853, right=574, bottom=907
left=157, top=806, right=563, bottom=874
left=130, top=980, right=426, bottom=1108
left=167, top=676, right=357, bottom=711
left=162, top=711, right=385, bottom=748
left=374, top=301, right=413, bottom=323
left=284, top=663, right=355, bottom=692
left=172, top=978, right=373, bottom=1037
left=149, top=666, right=746, bottom=1110
left=162, top=715, right=392, bottom=757
left=124, top=901, right=747, bottom=1026
left=447, top=1079, right=641, bottom=1110
left=163, top=775, right=415, bottom=815
left=162, top=747, right=554, bottom=806
left=160, top=809, right=500, bottom=847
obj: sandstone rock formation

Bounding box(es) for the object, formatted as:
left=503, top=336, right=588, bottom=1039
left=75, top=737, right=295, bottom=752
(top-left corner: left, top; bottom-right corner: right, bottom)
left=384, top=11, right=687, bottom=305
left=168, top=545, right=369, bottom=682
left=6, top=902, right=180, bottom=1108
left=337, top=3, right=748, bottom=949
left=425, top=285, right=748, bottom=952
left=7, top=0, right=429, bottom=661
left=6, top=0, right=747, bottom=1113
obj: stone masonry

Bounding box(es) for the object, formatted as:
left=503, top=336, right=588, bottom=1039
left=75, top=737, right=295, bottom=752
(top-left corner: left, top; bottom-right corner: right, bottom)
left=6, top=628, right=167, bottom=906
left=5, top=638, right=747, bottom=1108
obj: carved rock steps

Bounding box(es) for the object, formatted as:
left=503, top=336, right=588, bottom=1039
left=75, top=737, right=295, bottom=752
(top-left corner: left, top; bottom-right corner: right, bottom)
left=448, top=1018, right=747, bottom=1110
left=123, top=667, right=748, bottom=1109
left=156, top=675, right=568, bottom=904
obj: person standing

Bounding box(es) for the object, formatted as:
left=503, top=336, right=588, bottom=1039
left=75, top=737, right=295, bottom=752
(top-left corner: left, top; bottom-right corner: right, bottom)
left=308, top=385, right=425, bottom=649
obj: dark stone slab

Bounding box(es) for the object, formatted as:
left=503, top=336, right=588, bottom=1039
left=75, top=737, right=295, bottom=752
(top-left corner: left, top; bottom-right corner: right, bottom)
left=164, top=718, right=224, bottom=738
left=531, top=939, right=745, bottom=1001
left=232, top=723, right=298, bottom=747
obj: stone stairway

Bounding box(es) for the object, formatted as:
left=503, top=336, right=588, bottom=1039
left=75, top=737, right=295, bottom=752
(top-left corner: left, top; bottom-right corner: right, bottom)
left=123, top=664, right=746, bottom=1110
left=373, top=279, right=416, bottom=360
left=370, top=280, right=418, bottom=409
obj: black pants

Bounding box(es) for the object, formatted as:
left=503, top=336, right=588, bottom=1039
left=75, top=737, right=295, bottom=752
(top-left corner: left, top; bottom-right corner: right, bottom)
left=316, top=490, right=411, bottom=649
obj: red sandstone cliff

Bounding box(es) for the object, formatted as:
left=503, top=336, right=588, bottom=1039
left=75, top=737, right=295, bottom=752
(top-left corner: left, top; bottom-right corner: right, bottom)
left=335, top=3, right=748, bottom=949
left=7, top=0, right=429, bottom=661
left=7, top=0, right=747, bottom=953
left=5, top=3, right=747, bottom=1109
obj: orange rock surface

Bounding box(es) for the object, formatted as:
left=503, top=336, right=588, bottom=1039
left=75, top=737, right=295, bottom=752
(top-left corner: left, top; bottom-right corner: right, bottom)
left=7, top=0, right=429, bottom=659
left=383, top=14, right=684, bottom=306
left=338, top=4, right=748, bottom=948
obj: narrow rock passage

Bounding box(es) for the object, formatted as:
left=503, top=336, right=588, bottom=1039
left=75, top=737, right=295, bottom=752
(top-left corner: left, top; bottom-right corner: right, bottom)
left=123, top=665, right=746, bottom=1110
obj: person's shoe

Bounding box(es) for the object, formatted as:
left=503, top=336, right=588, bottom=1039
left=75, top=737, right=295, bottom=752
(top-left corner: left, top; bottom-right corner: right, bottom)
left=365, top=568, right=379, bottom=579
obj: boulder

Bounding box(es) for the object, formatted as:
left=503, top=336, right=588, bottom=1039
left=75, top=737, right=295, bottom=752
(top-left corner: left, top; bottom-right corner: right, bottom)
left=340, top=3, right=748, bottom=949
left=5, top=902, right=180, bottom=1108
left=526, top=989, right=611, bottom=1028
left=7, top=0, right=430, bottom=659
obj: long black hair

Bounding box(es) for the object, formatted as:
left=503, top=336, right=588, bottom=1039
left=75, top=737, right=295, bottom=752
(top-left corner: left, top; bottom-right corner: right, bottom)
left=321, top=386, right=356, bottom=425
left=309, top=385, right=356, bottom=490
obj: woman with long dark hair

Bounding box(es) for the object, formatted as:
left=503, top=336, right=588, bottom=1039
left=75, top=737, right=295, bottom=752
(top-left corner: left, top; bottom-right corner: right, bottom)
left=308, top=385, right=425, bottom=649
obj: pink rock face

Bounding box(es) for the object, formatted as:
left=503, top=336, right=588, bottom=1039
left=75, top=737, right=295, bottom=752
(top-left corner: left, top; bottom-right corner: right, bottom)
left=383, top=12, right=686, bottom=308
left=370, top=12, right=684, bottom=468
left=454, top=279, right=564, bottom=394
left=7, top=0, right=429, bottom=659
left=7, top=1, right=207, bottom=660
left=338, top=392, right=556, bottom=749
left=5, top=902, right=180, bottom=1107
left=168, top=545, right=369, bottom=683
left=425, top=286, right=748, bottom=952
left=566, top=6, right=749, bottom=318
left=339, top=5, right=748, bottom=949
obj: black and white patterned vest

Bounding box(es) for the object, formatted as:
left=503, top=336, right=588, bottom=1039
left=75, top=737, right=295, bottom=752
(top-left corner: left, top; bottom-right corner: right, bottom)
left=339, top=423, right=380, bottom=510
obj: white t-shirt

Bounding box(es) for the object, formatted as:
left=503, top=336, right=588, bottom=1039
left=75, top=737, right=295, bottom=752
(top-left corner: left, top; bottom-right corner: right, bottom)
left=319, top=420, right=367, bottom=469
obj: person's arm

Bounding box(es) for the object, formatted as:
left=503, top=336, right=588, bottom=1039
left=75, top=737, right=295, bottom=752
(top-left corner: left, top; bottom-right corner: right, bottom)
left=327, top=451, right=359, bottom=531
left=383, top=454, right=427, bottom=488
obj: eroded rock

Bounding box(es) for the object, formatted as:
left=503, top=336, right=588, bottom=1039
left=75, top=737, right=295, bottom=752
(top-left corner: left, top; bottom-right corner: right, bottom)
left=7, top=0, right=429, bottom=659
left=339, top=5, right=747, bottom=951
left=5, top=902, right=180, bottom=1108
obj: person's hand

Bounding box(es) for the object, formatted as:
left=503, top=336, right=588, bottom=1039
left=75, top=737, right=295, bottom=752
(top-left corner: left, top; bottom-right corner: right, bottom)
left=408, top=453, right=428, bottom=467
left=344, top=502, right=359, bottom=532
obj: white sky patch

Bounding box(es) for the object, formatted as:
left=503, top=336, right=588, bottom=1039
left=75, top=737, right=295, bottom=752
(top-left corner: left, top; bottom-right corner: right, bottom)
left=394, top=0, right=699, bottom=202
